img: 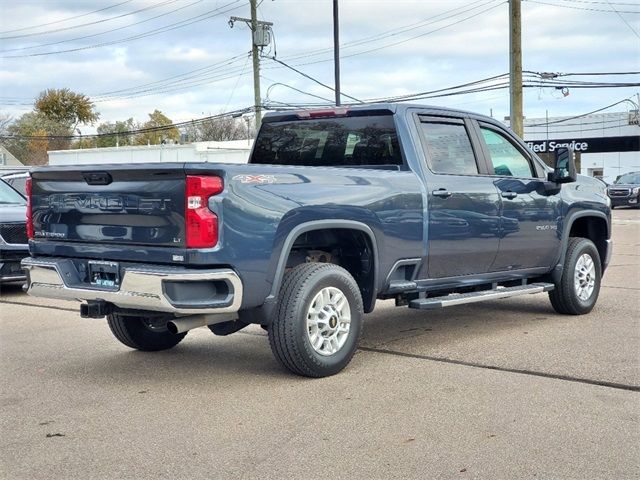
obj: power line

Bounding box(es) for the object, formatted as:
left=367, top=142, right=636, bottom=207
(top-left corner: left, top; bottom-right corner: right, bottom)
left=0, top=1, right=134, bottom=35
left=0, top=1, right=247, bottom=59
left=523, top=0, right=640, bottom=14
left=525, top=122, right=639, bottom=134
left=288, top=2, right=507, bottom=67
left=0, top=53, right=250, bottom=102
left=548, top=0, right=640, bottom=6
left=526, top=117, right=635, bottom=128
left=92, top=53, right=249, bottom=99
left=367, top=73, right=510, bottom=103
left=605, top=0, right=640, bottom=38
left=263, top=79, right=335, bottom=104
left=281, top=0, right=499, bottom=62
left=0, top=0, right=206, bottom=54
left=526, top=97, right=638, bottom=126
left=0, top=0, right=182, bottom=41
left=222, top=54, right=252, bottom=112
left=267, top=57, right=363, bottom=103
left=0, top=0, right=552, bottom=103
left=529, top=71, right=640, bottom=77
left=93, top=62, right=254, bottom=101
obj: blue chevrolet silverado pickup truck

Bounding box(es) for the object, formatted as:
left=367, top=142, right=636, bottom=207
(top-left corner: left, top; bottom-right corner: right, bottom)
left=22, top=104, right=612, bottom=377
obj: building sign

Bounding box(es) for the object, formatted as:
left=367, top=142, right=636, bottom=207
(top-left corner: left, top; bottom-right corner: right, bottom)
left=526, top=135, right=639, bottom=154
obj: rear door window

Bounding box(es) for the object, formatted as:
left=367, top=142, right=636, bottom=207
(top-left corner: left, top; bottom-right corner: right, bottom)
left=251, top=115, right=403, bottom=167
left=419, top=121, right=478, bottom=175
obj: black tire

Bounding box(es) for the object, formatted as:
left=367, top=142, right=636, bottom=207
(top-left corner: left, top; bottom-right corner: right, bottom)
left=268, top=263, right=364, bottom=377
left=107, top=313, right=186, bottom=351
left=549, top=237, right=602, bottom=315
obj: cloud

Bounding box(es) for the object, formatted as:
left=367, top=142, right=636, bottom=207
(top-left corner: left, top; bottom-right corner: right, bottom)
left=0, top=0, right=637, bottom=129
left=163, top=47, right=217, bottom=62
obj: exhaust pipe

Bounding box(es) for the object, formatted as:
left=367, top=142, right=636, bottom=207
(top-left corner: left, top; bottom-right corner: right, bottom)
left=167, top=313, right=236, bottom=335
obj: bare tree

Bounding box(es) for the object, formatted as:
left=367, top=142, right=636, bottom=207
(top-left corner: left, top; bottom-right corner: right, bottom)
left=184, top=115, right=250, bottom=142
left=0, top=112, right=12, bottom=136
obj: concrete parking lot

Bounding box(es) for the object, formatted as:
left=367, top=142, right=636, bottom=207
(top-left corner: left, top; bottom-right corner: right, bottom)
left=1, top=209, right=638, bottom=479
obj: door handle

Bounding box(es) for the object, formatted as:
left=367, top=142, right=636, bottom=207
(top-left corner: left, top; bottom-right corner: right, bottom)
left=432, top=189, right=452, bottom=198
left=501, top=191, right=518, bottom=199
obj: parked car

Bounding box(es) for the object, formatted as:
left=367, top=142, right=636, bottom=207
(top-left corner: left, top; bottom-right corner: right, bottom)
left=22, top=104, right=611, bottom=377
left=0, top=179, right=28, bottom=283
left=1, top=172, right=29, bottom=197
left=608, top=171, right=640, bottom=208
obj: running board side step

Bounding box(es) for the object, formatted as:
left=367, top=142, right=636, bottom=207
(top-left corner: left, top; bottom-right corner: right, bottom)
left=409, top=283, right=555, bottom=310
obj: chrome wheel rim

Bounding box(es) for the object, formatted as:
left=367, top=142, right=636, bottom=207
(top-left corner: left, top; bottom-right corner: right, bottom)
left=574, top=253, right=596, bottom=301
left=307, top=286, right=351, bottom=356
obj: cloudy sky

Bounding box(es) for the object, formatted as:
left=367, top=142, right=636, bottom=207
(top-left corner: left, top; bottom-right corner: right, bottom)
left=0, top=0, right=638, bottom=132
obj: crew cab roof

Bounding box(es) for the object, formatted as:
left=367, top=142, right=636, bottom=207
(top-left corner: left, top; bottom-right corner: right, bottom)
left=262, top=102, right=493, bottom=124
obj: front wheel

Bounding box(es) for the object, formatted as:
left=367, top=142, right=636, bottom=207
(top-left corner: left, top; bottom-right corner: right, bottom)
left=107, top=313, right=187, bottom=351
left=268, top=263, right=364, bottom=377
left=549, top=237, right=602, bottom=315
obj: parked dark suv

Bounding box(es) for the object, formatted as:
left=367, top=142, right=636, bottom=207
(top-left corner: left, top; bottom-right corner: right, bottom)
left=0, top=179, right=28, bottom=283
left=608, top=171, right=640, bottom=208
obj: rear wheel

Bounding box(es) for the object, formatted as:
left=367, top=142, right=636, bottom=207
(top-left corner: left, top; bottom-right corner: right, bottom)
left=268, top=263, right=363, bottom=377
left=549, top=237, right=601, bottom=315
left=107, top=313, right=186, bottom=351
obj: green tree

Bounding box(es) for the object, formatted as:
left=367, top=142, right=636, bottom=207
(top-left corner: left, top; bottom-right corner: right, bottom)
left=94, top=118, right=138, bottom=148
left=35, top=88, right=99, bottom=131
left=1, top=89, right=100, bottom=164
left=134, top=110, right=179, bottom=146
left=4, top=112, right=72, bottom=165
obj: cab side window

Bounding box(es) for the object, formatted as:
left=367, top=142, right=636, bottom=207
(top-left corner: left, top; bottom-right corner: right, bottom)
left=480, top=127, right=534, bottom=178
left=420, top=122, right=478, bottom=175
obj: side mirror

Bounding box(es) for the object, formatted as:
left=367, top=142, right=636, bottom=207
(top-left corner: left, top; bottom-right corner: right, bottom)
left=549, top=147, right=577, bottom=184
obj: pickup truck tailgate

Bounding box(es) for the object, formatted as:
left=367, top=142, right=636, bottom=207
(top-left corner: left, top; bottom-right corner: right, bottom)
left=31, top=165, right=186, bottom=247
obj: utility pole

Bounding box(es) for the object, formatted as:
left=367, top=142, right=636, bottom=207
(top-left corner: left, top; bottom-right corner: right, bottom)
left=509, top=0, right=523, bottom=138
left=333, top=0, right=341, bottom=106
left=229, top=1, right=273, bottom=130
left=250, top=0, right=262, bottom=128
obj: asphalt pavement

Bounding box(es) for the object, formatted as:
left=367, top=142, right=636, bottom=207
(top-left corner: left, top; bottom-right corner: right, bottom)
left=1, top=208, right=638, bottom=479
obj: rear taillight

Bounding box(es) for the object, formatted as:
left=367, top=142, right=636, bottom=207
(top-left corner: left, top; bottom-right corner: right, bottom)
left=25, top=177, right=34, bottom=240
left=185, top=175, right=223, bottom=248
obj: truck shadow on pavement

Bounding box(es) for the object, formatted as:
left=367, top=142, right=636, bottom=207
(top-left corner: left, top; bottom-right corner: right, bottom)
left=361, top=297, right=562, bottom=348
left=53, top=297, right=568, bottom=382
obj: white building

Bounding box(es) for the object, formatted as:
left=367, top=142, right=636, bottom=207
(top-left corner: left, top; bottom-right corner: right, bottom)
left=0, top=145, right=24, bottom=167
left=522, top=111, right=639, bottom=183
left=48, top=140, right=253, bottom=166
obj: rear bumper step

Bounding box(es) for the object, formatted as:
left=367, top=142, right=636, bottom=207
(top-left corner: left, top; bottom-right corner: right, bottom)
left=21, top=257, right=243, bottom=315
left=409, top=283, right=554, bottom=310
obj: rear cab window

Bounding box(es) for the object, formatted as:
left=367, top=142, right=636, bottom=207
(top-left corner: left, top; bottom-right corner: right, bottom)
left=251, top=114, right=403, bottom=168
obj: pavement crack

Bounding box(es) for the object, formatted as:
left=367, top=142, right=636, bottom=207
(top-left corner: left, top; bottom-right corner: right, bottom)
left=601, top=286, right=640, bottom=291
left=358, top=346, right=640, bottom=393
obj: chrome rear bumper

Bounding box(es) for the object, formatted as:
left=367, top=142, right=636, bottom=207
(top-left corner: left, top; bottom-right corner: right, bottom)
left=21, top=257, right=243, bottom=315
